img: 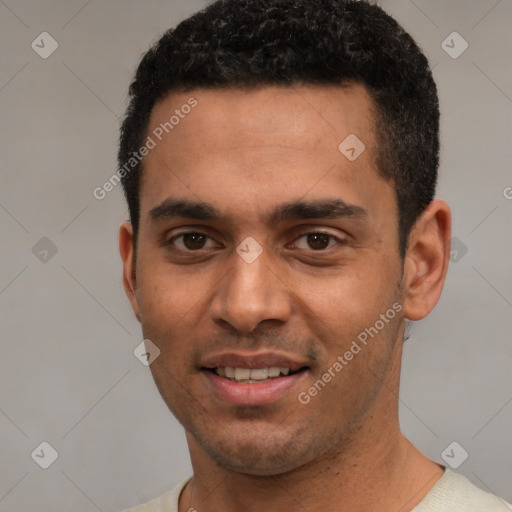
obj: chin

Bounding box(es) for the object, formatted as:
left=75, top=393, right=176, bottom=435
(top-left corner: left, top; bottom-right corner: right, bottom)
left=206, top=448, right=302, bottom=476
left=194, top=428, right=318, bottom=476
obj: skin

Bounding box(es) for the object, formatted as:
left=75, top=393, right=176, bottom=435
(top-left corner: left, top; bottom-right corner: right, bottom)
left=120, top=84, right=451, bottom=512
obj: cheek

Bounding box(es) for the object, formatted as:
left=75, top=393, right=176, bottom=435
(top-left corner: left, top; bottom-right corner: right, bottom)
left=134, top=270, right=202, bottom=375
left=293, top=267, right=400, bottom=341
left=136, top=260, right=204, bottom=324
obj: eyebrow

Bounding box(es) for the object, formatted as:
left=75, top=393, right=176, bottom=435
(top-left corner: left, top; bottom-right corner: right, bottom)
left=149, top=197, right=368, bottom=224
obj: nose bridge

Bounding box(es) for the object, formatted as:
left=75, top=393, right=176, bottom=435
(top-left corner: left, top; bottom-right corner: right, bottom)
left=231, top=251, right=270, bottom=299
left=211, top=246, right=291, bottom=332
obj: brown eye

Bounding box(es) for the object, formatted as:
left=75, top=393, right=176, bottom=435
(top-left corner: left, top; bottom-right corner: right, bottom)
left=307, top=233, right=330, bottom=250
left=182, top=233, right=207, bottom=250
left=293, top=232, right=340, bottom=251
left=169, top=232, right=216, bottom=251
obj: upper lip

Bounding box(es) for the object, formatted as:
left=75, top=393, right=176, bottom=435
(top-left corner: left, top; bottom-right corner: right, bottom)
left=200, top=350, right=309, bottom=372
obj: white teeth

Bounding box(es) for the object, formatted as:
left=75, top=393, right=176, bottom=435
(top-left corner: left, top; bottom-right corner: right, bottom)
left=268, top=367, right=281, bottom=377
left=249, top=368, right=269, bottom=380
left=215, top=366, right=294, bottom=381
left=234, top=368, right=251, bottom=380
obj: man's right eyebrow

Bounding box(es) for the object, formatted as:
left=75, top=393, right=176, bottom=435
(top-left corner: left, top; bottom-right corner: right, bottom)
left=149, top=199, right=222, bottom=221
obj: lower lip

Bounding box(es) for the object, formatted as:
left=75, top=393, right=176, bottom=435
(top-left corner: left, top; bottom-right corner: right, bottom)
left=202, top=370, right=308, bottom=406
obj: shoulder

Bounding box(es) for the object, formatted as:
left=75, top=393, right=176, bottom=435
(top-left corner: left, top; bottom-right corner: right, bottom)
left=413, top=468, right=512, bottom=512
left=121, top=477, right=191, bottom=512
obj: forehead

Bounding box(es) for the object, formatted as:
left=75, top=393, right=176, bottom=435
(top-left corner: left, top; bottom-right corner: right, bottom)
left=139, top=84, right=393, bottom=226
left=148, top=83, right=376, bottom=155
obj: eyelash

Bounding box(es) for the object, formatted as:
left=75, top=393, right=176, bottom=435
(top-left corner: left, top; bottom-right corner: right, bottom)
left=166, top=230, right=344, bottom=252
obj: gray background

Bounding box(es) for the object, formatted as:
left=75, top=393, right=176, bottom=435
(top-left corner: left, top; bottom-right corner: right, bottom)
left=0, top=0, right=510, bottom=510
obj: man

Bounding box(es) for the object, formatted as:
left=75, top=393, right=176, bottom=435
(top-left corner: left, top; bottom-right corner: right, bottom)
left=118, top=0, right=510, bottom=510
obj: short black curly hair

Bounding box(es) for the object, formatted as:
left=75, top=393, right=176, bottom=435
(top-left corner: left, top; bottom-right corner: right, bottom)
left=118, top=0, right=439, bottom=256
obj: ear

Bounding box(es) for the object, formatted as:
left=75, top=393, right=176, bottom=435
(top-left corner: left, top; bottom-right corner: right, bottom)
left=402, top=200, right=451, bottom=321
left=119, top=222, right=141, bottom=322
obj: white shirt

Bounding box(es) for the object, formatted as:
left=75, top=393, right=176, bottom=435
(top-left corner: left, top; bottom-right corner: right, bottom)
left=124, top=468, right=512, bottom=512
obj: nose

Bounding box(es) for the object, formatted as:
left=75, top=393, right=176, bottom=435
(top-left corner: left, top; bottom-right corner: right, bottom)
left=210, top=248, right=292, bottom=334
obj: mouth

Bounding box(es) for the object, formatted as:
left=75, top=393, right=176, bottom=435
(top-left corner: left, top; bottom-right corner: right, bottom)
left=199, top=351, right=311, bottom=405
left=201, top=358, right=310, bottom=406
left=204, top=366, right=308, bottom=383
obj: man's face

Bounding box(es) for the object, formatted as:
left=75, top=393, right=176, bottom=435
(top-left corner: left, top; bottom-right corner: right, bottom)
left=124, top=84, right=406, bottom=474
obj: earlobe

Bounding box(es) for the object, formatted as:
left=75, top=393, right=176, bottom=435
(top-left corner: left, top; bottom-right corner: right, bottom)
left=402, top=200, right=451, bottom=321
left=119, top=222, right=141, bottom=322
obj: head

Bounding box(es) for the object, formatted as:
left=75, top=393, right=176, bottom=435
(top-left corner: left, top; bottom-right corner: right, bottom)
left=119, top=0, right=441, bottom=257
left=119, top=0, right=450, bottom=475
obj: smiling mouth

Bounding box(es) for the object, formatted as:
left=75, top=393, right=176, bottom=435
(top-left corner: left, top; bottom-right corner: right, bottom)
left=204, top=366, right=309, bottom=383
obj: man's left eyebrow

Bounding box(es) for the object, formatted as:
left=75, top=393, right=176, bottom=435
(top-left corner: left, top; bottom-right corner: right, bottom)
left=266, top=199, right=368, bottom=224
